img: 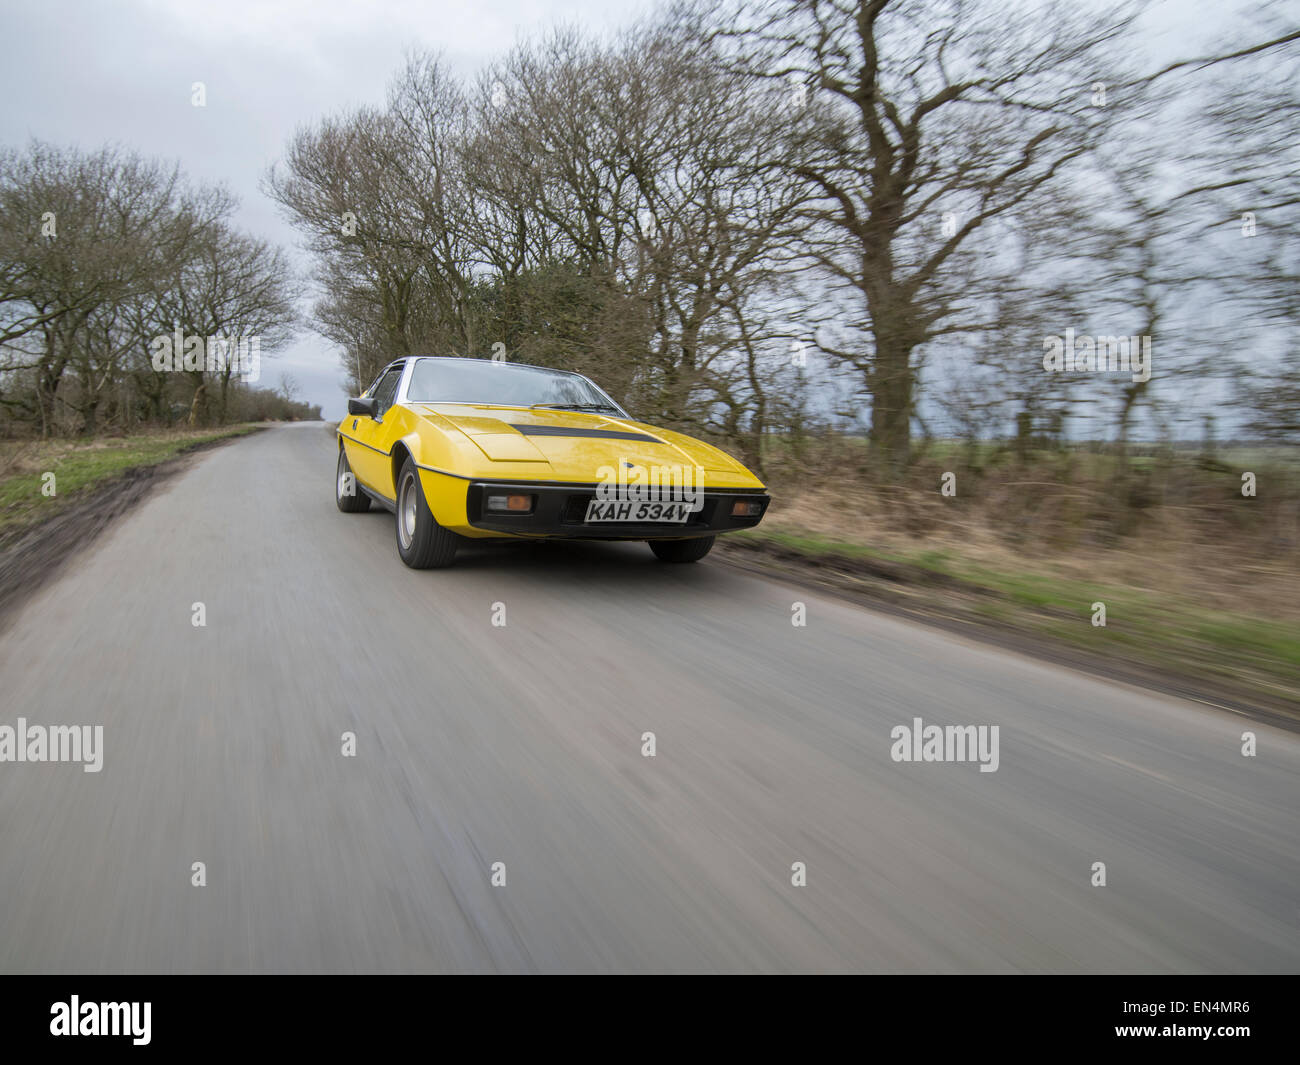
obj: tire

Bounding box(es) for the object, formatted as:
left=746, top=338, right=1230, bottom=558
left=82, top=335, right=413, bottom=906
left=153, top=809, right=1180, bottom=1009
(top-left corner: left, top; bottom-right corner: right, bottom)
left=648, top=535, right=715, bottom=563
left=336, top=447, right=370, bottom=512
left=394, top=458, right=458, bottom=568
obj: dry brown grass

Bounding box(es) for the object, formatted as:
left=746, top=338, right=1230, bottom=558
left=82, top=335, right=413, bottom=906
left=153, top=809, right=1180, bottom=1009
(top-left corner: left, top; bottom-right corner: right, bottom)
left=758, top=439, right=1300, bottom=623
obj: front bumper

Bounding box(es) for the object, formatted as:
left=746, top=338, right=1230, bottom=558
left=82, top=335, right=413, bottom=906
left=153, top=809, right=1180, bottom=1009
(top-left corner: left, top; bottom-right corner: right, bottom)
left=465, top=482, right=770, bottom=538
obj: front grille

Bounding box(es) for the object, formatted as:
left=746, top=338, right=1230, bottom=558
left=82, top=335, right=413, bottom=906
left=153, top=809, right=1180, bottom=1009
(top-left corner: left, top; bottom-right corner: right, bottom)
left=560, top=494, right=594, bottom=524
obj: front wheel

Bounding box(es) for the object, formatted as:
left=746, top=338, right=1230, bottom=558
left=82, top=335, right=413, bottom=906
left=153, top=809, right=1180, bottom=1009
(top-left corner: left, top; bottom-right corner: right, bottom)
left=395, top=458, right=459, bottom=568
left=648, top=536, right=715, bottom=563
left=336, top=447, right=370, bottom=512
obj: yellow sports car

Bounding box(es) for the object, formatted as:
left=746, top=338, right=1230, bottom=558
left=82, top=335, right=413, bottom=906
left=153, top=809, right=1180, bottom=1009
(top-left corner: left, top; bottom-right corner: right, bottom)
left=335, top=357, right=770, bottom=568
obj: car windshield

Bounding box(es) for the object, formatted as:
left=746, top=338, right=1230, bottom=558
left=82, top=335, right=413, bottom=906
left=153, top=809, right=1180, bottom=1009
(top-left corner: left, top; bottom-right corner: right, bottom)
left=406, top=358, right=622, bottom=412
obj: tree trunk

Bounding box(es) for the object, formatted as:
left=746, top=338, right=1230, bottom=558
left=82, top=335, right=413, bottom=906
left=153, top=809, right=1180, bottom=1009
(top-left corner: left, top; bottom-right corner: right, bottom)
left=869, top=335, right=913, bottom=475
left=1015, top=410, right=1033, bottom=463
left=188, top=383, right=208, bottom=427
left=864, top=262, right=916, bottom=474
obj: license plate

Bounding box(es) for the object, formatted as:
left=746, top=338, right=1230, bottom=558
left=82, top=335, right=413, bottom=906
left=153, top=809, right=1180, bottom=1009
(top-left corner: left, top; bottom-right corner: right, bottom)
left=584, top=498, right=693, bottom=523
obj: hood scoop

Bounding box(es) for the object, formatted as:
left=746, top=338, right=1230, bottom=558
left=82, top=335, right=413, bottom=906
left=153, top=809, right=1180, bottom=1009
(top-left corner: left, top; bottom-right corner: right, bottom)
left=507, top=424, right=659, bottom=443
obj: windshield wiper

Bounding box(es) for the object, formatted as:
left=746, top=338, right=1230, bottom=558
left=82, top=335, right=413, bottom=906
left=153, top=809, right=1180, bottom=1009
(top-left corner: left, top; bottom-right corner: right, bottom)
left=530, top=402, right=621, bottom=412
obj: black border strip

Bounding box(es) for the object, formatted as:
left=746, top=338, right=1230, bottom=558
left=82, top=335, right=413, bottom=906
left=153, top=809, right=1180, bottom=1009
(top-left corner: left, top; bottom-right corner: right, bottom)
left=507, top=424, right=659, bottom=442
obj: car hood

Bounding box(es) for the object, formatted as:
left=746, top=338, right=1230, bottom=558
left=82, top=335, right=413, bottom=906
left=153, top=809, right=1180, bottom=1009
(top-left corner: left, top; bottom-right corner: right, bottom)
left=414, top=404, right=762, bottom=487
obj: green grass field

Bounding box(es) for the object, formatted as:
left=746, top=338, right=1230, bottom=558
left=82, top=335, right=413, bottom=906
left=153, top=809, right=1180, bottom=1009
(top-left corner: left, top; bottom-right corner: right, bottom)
left=0, top=427, right=259, bottom=533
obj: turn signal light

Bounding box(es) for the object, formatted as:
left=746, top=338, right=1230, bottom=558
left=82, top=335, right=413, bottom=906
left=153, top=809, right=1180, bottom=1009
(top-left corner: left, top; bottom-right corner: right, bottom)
left=487, top=493, right=534, bottom=513
left=731, top=500, right=764, bottom=517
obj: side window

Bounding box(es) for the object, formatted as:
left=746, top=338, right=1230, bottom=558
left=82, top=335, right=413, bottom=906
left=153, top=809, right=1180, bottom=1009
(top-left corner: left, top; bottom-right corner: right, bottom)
left=372, top=368, right=402, bottom=418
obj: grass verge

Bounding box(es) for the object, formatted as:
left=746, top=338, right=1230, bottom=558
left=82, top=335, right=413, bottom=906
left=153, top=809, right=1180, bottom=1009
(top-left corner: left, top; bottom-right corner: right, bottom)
left=0, top=426, right=260, bottom=535
left=718, top=526, right=1300, bottom=722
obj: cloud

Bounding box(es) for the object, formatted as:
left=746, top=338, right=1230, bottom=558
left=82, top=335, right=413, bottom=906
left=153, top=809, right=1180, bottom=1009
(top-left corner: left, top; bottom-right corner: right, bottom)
left=0, top=0, right=650, bottom=417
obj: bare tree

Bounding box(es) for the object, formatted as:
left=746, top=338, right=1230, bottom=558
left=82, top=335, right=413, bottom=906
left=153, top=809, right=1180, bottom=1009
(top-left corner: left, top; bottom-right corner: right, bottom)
left=710, top=0, right=1147, bottom=470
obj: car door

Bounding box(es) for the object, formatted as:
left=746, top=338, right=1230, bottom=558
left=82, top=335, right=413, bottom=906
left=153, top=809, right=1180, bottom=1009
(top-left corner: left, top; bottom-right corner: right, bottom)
left=343, top=365, right=403, bottom=500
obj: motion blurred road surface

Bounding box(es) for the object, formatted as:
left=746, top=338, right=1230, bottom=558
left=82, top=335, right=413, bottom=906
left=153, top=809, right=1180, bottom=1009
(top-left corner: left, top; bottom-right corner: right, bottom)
left=1, top=423, right=1296, bottom=972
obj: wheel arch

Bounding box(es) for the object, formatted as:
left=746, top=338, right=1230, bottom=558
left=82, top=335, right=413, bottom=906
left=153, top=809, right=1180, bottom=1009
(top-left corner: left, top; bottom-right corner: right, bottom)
left=391, top=439, right=414, bottom=490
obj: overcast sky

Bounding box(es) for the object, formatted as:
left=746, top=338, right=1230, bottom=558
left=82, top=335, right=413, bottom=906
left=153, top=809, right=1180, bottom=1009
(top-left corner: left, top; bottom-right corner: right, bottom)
left=0, top=0, right=1242, bottom=420
left=0, top=0, right=656, bottom=417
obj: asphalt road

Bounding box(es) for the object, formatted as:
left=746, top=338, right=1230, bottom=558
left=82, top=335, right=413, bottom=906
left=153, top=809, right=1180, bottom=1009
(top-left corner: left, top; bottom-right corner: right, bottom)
left=1, top=423, right=1296, bottom=973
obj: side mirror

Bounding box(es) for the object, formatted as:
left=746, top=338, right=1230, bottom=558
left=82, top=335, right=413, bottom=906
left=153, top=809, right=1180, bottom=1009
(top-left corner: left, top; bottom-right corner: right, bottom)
left=348, top=396, right=378, bottom=417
